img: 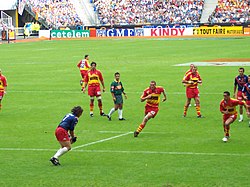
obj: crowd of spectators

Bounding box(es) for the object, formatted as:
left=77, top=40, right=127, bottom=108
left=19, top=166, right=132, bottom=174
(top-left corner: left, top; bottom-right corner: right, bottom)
left=25, top=0, right=81, bottom=29
left=208, top=0, right=249, bottom=23
left=93, top=0, right=204, bottom=25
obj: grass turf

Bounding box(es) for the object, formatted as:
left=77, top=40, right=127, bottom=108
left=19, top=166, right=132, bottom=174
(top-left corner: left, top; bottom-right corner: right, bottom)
left=0, top=37, right=250, bottom=187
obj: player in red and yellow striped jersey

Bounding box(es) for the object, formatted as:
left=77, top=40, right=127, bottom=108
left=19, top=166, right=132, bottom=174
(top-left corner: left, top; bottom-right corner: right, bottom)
left=0, top=69, right=7, bottom=111
left=134, top=81, right=167, bottom=137
left=77, top=54, right=90, bottom=86
left=82, top=62, right=106, bottom=117
left=220, top=91, right=248, bottom=142
left=182, top=66, right=203, bottom=118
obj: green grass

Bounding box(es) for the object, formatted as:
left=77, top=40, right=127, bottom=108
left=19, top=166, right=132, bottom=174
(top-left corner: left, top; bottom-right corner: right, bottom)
left=0, top=37, right=250, bottom=187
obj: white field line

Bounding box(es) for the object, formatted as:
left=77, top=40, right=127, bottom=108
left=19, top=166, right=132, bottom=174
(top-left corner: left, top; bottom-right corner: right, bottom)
left=7, top=90, right=221, bottom=95
left=72, top=132, right=132, bottom=150
left=0, top=147, right=249, bottom=157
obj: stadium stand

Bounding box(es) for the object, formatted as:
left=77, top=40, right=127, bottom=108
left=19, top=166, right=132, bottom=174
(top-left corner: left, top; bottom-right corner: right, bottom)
left=25, top=0, right=82, bottom=29
left=208, top=0, right=250, bottom=23
left=93, top=0, right=205, bottom=25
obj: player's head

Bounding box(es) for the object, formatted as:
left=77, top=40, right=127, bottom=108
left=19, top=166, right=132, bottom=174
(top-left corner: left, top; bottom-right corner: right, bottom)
left=239, top=67, right=244, bottom=75
left=114, top=72, right=120, bottom=80
left=90, top=62, right=97, bottom=69
left=190, top=64, right=194, bottom=69
left=84, top=55, right=89, bottom=59
left=191, top=66, right=197, bottom=73
left=223, top=91, right=230, bottom=100
left=71, top=106, right=83, bottom=118
left=150, top=80, right=156, bottom=90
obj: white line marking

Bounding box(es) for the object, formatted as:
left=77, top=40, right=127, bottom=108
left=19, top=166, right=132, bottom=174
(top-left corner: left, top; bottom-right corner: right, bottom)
left=7, top=90, right=221, bottom=95
left=0, top=148, right=249, bottom=157
left=72, top=132, right=132, bottom=150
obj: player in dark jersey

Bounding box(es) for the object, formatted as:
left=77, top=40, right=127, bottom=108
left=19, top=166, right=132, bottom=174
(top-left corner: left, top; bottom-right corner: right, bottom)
left=50, top=106, right=83, bottom=166
left=107, top=72, right=127, bottom=121
left=233, top=67, right=248, bottom=122
left=242, top=75, right=250, bottom=127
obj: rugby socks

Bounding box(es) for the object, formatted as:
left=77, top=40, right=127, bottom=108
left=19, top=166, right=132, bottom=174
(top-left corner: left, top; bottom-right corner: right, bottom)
left=118, top=109, right=123, bottom=119
left=136, top=124, right=145, bottom=133
left=239, top=115, right=243, bottom=121
left=98, top=102, right=103, bottom=114
left=183, top=105, right=189, bottom=116
left=223, top=125, right=230, bottom=137
left=195, top=105, right=201, bottom=116
left=53, top=147, right=69, bottom=159
left=90, top=102, right=94, bottom=114
left=108, top=108, right=115, bottom=117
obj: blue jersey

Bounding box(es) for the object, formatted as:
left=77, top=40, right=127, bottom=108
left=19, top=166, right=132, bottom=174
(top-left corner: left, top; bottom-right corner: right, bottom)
left=242, top=83, right=250, bottom=100
left=234, top=75, right=248, bottom=91
left=58, top=113, right=79, bottom=131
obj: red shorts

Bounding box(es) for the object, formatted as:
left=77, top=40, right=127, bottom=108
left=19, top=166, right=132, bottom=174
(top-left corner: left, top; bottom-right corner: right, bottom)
left=55, top=127, right=70, bottom=142
left=0, top=91, right=5, bottom=99
left=237, top=91, right=243, bottom=101
left=80, top=70, right=88, bottom=79
left=223, top=113, right=237, bottom=123
left=88, top=86, right=101, bottom=97
left=145, top=105, right=159, bottom=118
left=186, top=88, right=199, bottom=99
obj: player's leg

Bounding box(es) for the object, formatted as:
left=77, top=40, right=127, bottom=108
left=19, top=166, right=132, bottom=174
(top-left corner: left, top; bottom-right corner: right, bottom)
left=107, top=103, right=118, bottom=121
left=54, top=141, right=71, bottom=158
left=90, top=97, right=94, bottom=117
left=194, top=89, right=203, bottom=118
left=88, top=86, right=95, bottom=117
left=0, top=93, right=3, bottom=111
left=237, top=91, right=244, bottom=122
left=50, top=128, right=71, bottom=165
left=239, top=105, right=243, bottom=122
left=96, top=87, right=105, bottom=116
left=117, top=95, right=125, bottom=120
left=222, top=115, right=236, bottom=142
left=134, top=112, right=154, bottom=137
left=183, top=98, right=191, bottom=117
left=118, top=103, right=125, bottom=120
left=194, top=96, right=202, bottom=117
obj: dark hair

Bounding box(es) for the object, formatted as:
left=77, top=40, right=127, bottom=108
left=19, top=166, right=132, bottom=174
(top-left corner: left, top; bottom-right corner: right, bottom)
left=239, top=67, right=244, bottom=72
left=85, top=55, right=89, bottom=59
left=71, top=106, right=83, bottom=117
left=224, top=91, right=230, bottom=96
left=150, top=80, right=156, bottom=85
left=91, top=61, right=96, bottom=66
left=114, top=72, right=120, bottom=76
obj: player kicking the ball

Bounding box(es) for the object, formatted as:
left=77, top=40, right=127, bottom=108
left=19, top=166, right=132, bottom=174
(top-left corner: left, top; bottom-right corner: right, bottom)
left=50, top=106, right=83, bottom=166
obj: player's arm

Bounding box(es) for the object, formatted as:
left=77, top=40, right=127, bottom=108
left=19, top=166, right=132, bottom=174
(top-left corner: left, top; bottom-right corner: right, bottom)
left=162, top=89, right=167, bottom=102
left=121, top=84, right=127, bottom=99
left=77, top=61, right=81, bottom=68
left=82, top=75, right=88, bottom=93
left=233, top=78, right=237, bottom=98
left=98, top=71, right=105, bottom=92
left=69, top=130, right=77, bottom=144
left=220, top=104, right=229, bottom=114
left=141, top=92, right=151, bottom=102
left=182, top=74, right=193, bottom=84
left=123, top=91, right=127, bottom=99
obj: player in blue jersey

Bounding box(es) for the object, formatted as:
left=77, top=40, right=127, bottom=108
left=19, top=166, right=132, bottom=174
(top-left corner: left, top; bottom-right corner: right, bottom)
left=50, top=106, right=83, bottom=166
left=233, top=67, right=248, bottom=122
left=242, top=75, right=250, bottom=127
